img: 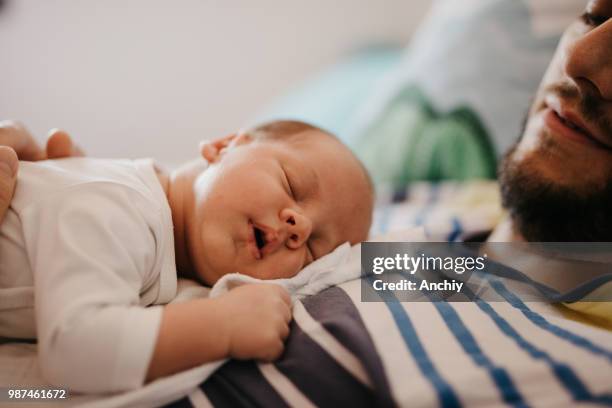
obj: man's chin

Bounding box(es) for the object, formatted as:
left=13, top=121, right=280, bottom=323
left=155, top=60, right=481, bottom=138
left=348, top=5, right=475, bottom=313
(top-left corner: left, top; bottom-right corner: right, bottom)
left=499, top=146, right=612, bottom=242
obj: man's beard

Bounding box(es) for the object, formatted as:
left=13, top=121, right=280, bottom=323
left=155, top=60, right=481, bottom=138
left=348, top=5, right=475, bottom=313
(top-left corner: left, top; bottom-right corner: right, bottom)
left=499, top=128, right=612, bottom=243
left=499, top=79, right=612, bottom=242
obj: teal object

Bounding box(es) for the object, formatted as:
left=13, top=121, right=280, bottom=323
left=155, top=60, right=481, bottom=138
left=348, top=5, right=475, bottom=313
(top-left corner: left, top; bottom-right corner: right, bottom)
left=255, top=46, right=403, bottom=143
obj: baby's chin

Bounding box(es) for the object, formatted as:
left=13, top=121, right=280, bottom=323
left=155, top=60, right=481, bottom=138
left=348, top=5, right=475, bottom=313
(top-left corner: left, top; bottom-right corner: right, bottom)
left=189, top=264, right=221, bottom=287
left=256, top=264, right=304, bottom=280
left=225, top=262, right=303, bottom=282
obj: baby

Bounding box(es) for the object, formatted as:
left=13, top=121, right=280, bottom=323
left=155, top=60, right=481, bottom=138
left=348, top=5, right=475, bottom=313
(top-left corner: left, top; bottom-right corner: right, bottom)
left=0, top=120, right=374, bottom=393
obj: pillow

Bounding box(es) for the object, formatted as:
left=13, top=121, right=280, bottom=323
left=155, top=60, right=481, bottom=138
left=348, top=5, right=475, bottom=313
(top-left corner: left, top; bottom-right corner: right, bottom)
left=345, top=0, right=585, bottom=187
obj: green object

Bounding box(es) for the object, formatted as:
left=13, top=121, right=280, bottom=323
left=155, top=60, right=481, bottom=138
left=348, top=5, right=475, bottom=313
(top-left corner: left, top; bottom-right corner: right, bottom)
left=353, top=86, right=497, bottom=187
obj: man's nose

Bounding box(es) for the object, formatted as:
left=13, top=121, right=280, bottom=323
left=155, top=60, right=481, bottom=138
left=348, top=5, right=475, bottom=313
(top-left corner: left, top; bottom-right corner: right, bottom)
left=280, top=208, right=312, bottom=249
left=565, top=20, right=612, bottom=101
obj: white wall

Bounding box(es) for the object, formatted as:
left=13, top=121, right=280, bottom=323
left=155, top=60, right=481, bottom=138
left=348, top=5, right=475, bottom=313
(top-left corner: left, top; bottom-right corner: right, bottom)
left=0, top=0, right=430, bottom=164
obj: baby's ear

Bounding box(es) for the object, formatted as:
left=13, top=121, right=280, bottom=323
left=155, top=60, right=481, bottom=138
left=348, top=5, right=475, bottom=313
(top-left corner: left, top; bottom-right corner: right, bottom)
left=200, top=131, right=253, bottom=163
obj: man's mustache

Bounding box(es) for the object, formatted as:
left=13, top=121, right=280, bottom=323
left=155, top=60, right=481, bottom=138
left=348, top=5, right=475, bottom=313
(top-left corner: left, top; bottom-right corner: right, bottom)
left=547, top=82, right=611, bottom=138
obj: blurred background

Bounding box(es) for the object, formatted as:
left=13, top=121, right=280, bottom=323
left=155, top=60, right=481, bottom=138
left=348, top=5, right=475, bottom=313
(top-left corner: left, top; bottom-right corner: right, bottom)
left=0, top=0, right=431, bottom=165
left=1, top=0, right=584, bottom=183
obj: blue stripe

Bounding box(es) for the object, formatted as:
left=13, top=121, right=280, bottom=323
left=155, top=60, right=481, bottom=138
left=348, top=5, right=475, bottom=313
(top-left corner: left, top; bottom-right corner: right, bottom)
left=460, top=284, right=612, bottom=404
left=447, top=217, right=463, bottom=242
left=433, top=301, right=529, bottom=407
left=391, top=187, right=409, bottom=203
left=378, top=203, right=393, bottom=234
left=479, top=258, right=611, bottom=303
left=414, top=184, right=440, bottom=227
left=366, top=276, right=461, bottom=408
left=490, top=279, right=612, bottom=362
left=401, top=273, right=528, bottom=407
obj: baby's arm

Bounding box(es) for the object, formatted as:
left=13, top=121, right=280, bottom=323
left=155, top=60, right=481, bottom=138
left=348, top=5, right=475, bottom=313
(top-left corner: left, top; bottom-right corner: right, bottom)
left=147, top=284, right=291, bottom=381
left=27, top=187, right=166, bottom=393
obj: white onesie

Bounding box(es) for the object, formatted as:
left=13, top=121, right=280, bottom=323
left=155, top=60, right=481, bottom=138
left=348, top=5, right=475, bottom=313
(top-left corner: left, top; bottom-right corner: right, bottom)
left=0, top=158, right=177, bottom=393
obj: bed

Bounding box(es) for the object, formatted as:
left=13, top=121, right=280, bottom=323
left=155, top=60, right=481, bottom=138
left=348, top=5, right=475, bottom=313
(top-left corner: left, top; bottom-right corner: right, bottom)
left=1, top=181, right=611, bottom=407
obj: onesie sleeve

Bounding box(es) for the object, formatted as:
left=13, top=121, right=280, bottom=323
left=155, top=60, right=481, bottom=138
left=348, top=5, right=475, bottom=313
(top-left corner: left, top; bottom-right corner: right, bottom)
left=20, top=184, right=164, bottom=393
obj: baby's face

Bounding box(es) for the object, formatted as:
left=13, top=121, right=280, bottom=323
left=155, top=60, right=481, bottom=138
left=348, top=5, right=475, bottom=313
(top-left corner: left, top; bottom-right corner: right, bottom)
left=179, top=131, right=372, bottom=285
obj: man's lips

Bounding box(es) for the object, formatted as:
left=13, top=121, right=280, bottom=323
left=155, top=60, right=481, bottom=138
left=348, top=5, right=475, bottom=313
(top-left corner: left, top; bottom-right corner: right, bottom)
left=544, top=97, right=612, bottom=151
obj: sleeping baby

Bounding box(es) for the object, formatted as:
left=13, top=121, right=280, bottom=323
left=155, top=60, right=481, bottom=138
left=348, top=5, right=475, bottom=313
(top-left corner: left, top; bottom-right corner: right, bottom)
left=0, top=120, right=374, bottom=393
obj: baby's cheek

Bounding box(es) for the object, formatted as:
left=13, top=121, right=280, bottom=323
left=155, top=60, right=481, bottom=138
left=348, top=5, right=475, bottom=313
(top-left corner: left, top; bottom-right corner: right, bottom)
left=256, top=252, right=305, bottom=280
left=243, top=177, right=286, bottom=205
left=278, top=251, right=307, bottom=279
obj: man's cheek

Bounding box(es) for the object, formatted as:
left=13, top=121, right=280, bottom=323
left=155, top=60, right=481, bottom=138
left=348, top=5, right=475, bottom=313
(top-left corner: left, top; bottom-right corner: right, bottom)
left=514, top=112, right=548, bottom=161
left=536, top=22, right=582, bottom=92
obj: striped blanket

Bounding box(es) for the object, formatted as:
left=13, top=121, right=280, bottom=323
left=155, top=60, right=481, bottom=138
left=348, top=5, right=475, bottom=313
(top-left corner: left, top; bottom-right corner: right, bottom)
left=166, top=182, right=612, bottom=407
left=168, top=279, right=612, bottom=407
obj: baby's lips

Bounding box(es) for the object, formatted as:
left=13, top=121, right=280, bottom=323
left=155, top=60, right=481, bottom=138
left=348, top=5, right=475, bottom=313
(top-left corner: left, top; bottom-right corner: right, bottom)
left=253, top=222, right=285, bottom=257
left=261, top=234, right=285, bottom=258
left=247, top=220, right=262, bottom=260
left=253, top=250, right=262, bottom=260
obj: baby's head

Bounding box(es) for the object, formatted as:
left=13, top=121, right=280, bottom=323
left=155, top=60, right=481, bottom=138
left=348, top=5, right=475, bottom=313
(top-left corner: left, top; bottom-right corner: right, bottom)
left=170, top=120, right=374, bottom=285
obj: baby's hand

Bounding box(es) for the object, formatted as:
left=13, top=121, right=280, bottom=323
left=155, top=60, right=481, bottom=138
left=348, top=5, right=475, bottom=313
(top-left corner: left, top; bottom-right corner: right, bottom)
left=218, top=283, right=292, bottom=361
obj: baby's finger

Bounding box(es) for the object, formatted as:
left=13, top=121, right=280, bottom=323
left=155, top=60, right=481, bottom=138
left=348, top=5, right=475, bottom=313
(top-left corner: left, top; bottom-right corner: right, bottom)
left=275, top=286, right=291, bottom=306
left=46, top=129, right=85, bottom=159
left=278, top=321, right=290, bottom=340
left=278, top=300, right=292, bottom=323
left=261, top=340, right=285, bottom=362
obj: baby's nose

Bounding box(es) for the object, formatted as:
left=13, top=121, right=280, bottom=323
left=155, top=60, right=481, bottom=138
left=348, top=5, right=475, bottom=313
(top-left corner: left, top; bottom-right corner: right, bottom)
left=280, top=208, right=312, bottom=249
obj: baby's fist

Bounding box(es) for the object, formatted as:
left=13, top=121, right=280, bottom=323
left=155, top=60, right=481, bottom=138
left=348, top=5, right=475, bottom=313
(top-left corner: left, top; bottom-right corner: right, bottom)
left=218, top=284, right=292, bottom=361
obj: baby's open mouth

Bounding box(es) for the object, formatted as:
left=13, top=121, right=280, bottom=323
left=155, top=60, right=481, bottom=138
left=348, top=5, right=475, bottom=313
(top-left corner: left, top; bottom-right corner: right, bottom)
left=248, top=220, right=281, bottom=260
left=254, top=226, right=267, bottom=250
left=248, top=220, right=271, bottom=260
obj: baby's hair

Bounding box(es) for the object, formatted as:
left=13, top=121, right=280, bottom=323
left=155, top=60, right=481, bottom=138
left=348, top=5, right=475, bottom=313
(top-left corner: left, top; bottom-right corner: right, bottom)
left=246, top=119, right=374, bottom=202
left=247, top=120, right=330, bottom=142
